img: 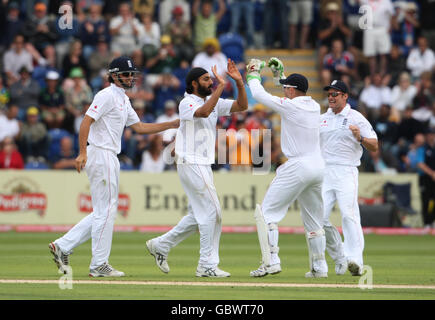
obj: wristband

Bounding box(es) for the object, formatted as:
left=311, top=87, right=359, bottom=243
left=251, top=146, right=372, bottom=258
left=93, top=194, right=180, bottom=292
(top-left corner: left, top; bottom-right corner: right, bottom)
left=359, top=136, right=364, bottom=144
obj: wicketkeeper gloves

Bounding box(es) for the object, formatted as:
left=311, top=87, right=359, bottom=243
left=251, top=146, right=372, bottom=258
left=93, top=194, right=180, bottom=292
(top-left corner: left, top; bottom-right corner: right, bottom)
left=246, top=59, right=266, bottom=82
left=268, top=57, right=285, bottom=86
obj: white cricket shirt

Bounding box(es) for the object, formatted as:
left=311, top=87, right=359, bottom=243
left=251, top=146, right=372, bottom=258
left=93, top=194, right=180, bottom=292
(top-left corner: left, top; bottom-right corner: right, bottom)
left=86, top=83, right=140, bottom=154
left=175, top=92, right=233, bottom=164
left=319, top=104, right=377, bottom=167
left=248, top=78, right=322, bottom=159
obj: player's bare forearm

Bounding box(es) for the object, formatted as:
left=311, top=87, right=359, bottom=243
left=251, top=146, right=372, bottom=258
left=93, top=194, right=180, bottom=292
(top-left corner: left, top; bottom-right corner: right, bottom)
left=78, top=115, right=93, bottom=155
left=131, top=119, right=180, bottom=134
left=75, top=115, right=94, bottom=173
left=361, top=138, right=378, bottom=152
left=194, top=83, right=225, bottom=118
left=231, top=80, right=248, bottom=112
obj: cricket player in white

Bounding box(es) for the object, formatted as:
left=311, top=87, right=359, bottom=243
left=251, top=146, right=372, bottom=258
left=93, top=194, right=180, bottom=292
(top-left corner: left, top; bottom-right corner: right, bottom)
left=320, top=80, right=378, bottom=276
left=247, top=58, right=328, bottom=278
left=49, top=56, right=179, bottom=277
left=146, top=59, right=248, bottom=277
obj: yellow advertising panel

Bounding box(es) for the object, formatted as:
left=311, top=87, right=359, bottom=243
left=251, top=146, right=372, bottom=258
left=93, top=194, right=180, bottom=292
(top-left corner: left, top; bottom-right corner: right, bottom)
left=0, top=170, right=420, bottom=227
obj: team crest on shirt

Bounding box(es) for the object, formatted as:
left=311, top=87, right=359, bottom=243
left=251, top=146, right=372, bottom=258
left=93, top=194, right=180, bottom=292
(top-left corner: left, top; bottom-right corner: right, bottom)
left=320, top=119, right=328, bottom=127
left=342, top=118, right=348, bottom=127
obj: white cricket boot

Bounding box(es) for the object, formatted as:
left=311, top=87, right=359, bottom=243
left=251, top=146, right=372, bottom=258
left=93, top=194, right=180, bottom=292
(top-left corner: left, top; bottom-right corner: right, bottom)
left=348, top=261, right=363, bottom=276
left=305, top=270, right=328, bottom=278
left=89, top=262, right=125, bottom=277
left=49, top=242, right=70, bottom=274
left=335, top=261, right=348, bottom=275
left=250, top=263, right=282, bottom=277
left=146, top=239, right=169, bottom=273
left=196, top=266, right=231, bottom=277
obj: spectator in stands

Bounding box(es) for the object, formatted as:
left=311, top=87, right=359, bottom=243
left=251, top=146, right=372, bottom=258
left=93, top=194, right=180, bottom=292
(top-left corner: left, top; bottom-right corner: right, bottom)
left=245, top=103, right=272, bottom=131
left=0, top=136, right=24, bottom=169
left=403, top=133, right=425, bottom=173
left=406, top=36, right=435, bottom=81
left=138, top=12, right=161, bottom=52
left=79, top=3, right=110, bottom=59
left=227, top=118, right=251, bottom=172
left=133, top=0, right=155, bottom=17
left=51, top=136, right=76, bottom=169
left=0, top=104, right=20, bottom=143
left=317, top=2, right=352, bottom=72
left=263, top=0, right=289, bottom=49
left=151, top=67, right=181, bottom=116
left=419, top=0, right=435, bottom=51
left=156, top=99, right=179, bottom=144
left=321, top=38, right=357, bottom=87
left=430, top=104, right=435, bottom=132
left=1, top=2, right=24, bottom=50
left=32, top=45, right=59, bottom=89
left=62, top=40, right=89, bottom=81
left=20, top=2, right=58, bottom=53
left=192, top=0, right=226, bottom=51
left=109, top=2, right=143, bottom=55
left=39, top=70, right=66, bottom=130
left=2, top=34, right=34, bottom=85
left=412, top=71, right=435, bottom=124
left=371, top=103, right=399, bottom=168
left=0, top=77, right=10, bottom=113
left=288, top=0, right=313, bottom=49
left=145, top=35, right=179, bottom=74
left=417, top=128, right=435, bottom=228
left=88, top=36, right=112, bottom=93
left=140, top=134, right=165, bottom=173
left=192, top=37, right=228, bottom=79
left=229, top=0, right=255, bottom=48
left=17, top=106, right=49, bottom=162
left=9, top=67, right=41, bottom=119
left=390, top=1, right=419, bottom=57
left=390, top=72, right=417, bottom=122
left=386, top=44, right=407, bottom=87
left=359, top=73, right=392, bottom=121
left=64, top=68, right=93, bottom=119
left=132, top=99, right=155, bottom=123
left=172, top=59, right=190, bottom=95
left=159, top=0, right=190, bottom=29
left=54, top=1, right=81, bottom=69
left=126, top=72, right=154, bottom=108
left=360, top=0, right=395, bottom=76
left=397, top=106, right=426, bottom=147
left=164, top=6, right=194, bottom=62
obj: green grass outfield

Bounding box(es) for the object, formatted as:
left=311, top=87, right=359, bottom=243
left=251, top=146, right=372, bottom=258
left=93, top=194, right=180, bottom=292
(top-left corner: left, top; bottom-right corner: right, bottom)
left=0, top=232, right=435, bottom=300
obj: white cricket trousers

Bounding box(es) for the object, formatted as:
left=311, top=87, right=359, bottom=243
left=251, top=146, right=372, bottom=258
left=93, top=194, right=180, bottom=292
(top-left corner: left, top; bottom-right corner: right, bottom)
left=155, top=164, right=222, bottom=268
left=262, top=155, right=326, bottom=271
left=322, top=165, right=364, bottom=266
left=55, top=145, right=120, bottom=269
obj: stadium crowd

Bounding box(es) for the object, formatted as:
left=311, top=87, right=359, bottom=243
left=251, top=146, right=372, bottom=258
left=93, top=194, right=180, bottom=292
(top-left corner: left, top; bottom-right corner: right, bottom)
left=0, top=0, right=434, bottom=181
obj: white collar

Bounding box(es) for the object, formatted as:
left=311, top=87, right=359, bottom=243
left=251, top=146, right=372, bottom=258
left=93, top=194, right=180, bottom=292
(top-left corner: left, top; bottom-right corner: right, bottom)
left=184, top=92, right=207, bottom=102
left=111, top=83, right=125, bottom=97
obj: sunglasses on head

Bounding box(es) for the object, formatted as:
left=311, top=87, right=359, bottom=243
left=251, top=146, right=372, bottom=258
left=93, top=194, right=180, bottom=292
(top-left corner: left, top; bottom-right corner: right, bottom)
left=327, top=92, right=344, bottom=97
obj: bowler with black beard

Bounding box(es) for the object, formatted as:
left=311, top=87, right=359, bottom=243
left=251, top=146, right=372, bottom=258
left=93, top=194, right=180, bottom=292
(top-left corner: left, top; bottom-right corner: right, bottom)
left=146, top=60, right=248, bottom=277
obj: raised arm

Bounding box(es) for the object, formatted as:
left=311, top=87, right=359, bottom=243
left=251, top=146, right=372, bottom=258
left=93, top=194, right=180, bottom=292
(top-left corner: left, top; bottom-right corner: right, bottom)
left=193, top=65, right=226, bottom=118
left=226, top=59, right=248, bottom=112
